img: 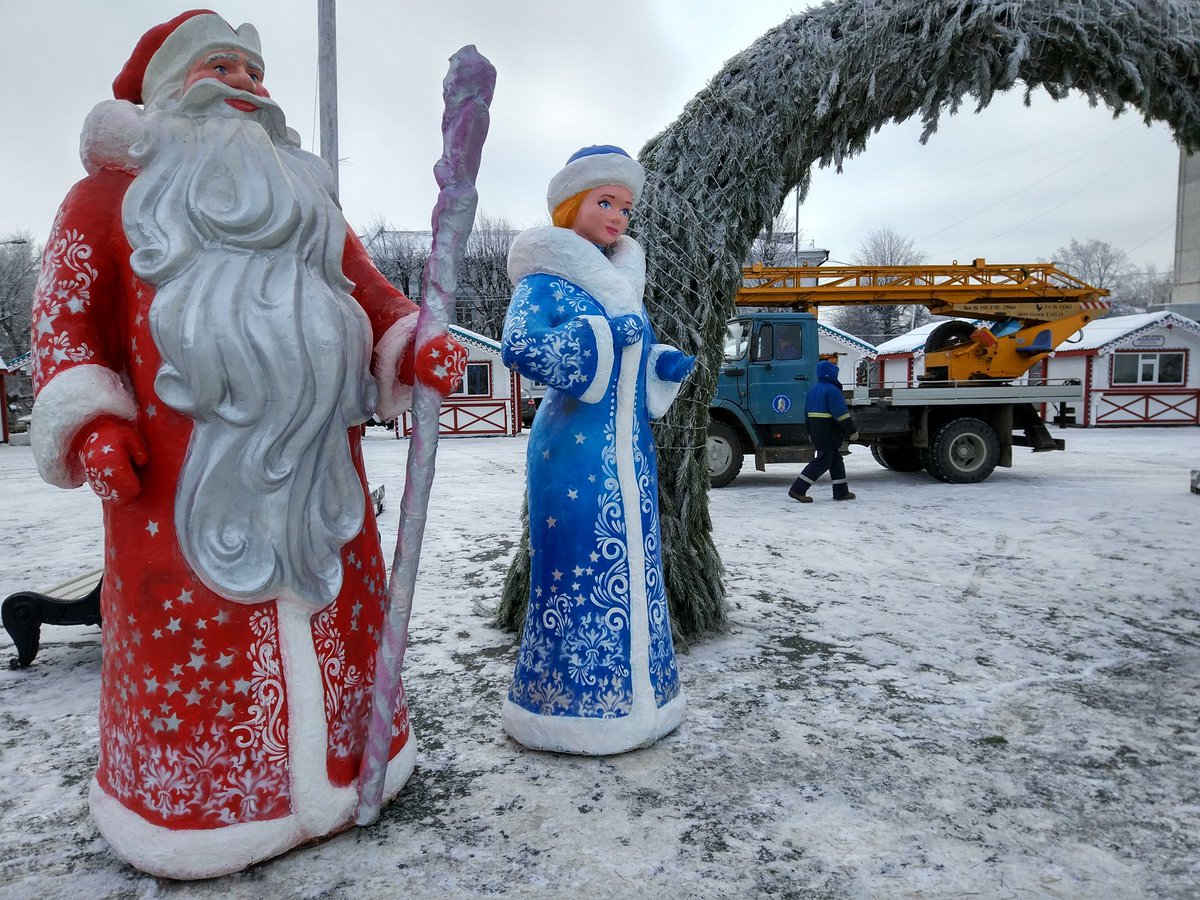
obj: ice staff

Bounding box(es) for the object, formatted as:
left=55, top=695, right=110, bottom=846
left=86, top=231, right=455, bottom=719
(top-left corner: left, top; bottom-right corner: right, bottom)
left=357, top=45, right=496, bottom=825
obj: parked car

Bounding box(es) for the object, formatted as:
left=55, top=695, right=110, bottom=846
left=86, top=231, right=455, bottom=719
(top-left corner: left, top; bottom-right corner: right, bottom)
left=520, top=389, right=538, bottom=426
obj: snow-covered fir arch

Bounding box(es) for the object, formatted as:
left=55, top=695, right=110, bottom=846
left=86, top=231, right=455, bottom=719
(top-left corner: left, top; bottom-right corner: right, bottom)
left=500, top=0, right=1200, bottom=637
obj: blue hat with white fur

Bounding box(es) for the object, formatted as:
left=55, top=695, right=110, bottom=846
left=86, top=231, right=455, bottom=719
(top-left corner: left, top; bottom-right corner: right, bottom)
left=546, top=145, right=645, bottom=214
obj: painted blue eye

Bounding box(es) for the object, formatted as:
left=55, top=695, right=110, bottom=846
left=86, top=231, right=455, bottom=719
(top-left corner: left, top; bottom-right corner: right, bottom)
left=620, top=209, right=631, bottom=218
left=598, top=199, right=612, bottom=209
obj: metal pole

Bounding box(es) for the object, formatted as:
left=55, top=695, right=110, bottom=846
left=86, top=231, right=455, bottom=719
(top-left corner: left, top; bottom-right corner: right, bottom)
left=794, top=188, right=799, bottom=260
left=317, top=0, right=339, bottom=196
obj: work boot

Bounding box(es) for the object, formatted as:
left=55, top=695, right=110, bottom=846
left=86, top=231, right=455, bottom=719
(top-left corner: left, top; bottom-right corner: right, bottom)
left=788, top=486, right=813, bottom=503
left=834, top=492, right=857, bottom=501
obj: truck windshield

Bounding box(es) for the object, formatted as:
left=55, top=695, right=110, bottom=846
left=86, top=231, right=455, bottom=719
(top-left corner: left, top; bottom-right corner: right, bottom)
left=723, top=321, right=749, bottom=362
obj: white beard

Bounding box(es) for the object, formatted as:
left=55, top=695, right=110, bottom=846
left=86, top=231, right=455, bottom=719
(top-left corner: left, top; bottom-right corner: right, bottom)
left=123, top=80, right=377, bottom=611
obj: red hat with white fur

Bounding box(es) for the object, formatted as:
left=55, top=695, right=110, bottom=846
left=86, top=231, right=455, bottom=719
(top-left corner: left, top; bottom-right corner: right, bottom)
left=112, top=9, right=262, bottom=107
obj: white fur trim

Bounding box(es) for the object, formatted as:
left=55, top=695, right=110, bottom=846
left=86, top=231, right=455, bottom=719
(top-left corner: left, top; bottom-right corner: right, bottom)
left=31, top=365, right=138, bottom=488
left=508, top=227, right=645, bottom=317
left=579, top=316, right=615, bottom=405
left=144, top=15, right=262, bottom=108
left=80, top=101, right=143, bottom=175
left=501, top=692, right=685, bottom=756
left=613, top=341, right=656, bottom=737
left=372, top=312, right=419, bottom=420
left=276, top=601, right=345, bottom=834
left=645, top=345, right=685, bottom=420
left=89, top=739, right=415, bottom=879
left=546, top=151, right=645, bottom=213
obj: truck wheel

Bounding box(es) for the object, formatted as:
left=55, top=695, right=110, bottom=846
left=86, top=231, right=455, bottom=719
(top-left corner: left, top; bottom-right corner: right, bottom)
left=927, top=417, right=999, bottom=483
left=706, top=421, right=744, bottom=488
left=871, top=442, right=925, bottom=473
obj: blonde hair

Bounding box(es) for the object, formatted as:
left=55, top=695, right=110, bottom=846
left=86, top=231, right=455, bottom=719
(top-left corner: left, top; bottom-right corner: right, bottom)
left=551, top=189, right=589, bottom=229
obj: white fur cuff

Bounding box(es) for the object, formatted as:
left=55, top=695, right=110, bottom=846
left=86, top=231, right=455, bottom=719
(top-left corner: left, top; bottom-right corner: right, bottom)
left=31, top=365, right=138, bottom=488
left=580, top=316, right=615, bottom=405
left=372, top=312, right=419, bottom=420
left=645, top=345, right=685, bottom=420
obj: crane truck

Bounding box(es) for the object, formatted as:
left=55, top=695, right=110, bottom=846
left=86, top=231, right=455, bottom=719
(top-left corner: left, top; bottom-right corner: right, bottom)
left=707, top=259, right=1110, bottom=486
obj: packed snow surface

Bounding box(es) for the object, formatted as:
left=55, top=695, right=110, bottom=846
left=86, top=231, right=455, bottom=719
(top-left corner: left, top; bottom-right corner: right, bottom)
left=1, top=426, right=1197, bottom=898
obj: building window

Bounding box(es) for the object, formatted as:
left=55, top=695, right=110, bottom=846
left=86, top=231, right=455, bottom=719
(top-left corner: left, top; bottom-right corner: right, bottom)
left=1112, top=351, right=1184, bottom=385
left=455, top=362, right=491, bottom=396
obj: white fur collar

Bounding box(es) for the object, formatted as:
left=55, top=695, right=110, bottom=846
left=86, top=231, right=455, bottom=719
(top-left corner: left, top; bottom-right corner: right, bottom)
left=507, top=227, right=645, bottom=316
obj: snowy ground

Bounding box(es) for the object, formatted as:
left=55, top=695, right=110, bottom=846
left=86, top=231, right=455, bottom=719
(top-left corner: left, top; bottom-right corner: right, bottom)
left=1, top=426, right=1198, bottom=899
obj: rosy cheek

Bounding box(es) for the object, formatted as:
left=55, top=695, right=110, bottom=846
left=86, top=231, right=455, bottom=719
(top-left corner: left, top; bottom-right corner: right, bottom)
left=253, top=84, right=271, bottom=98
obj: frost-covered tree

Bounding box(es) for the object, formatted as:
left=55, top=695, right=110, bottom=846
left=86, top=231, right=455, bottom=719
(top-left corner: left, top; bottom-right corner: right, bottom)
left=1048, top=237, right=1139, bottom=312
left=498, top=0, right=1200, bottom=639
left=1117, top=262, right=1174, bottom=313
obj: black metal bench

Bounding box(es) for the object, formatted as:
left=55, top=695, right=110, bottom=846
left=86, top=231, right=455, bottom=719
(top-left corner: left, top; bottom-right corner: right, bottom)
left=3, top=568, right=103, bottom=669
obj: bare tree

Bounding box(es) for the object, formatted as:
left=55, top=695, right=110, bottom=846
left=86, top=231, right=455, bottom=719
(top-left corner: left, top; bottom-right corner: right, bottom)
left=832, top=227, right=931, bottom=344
left=746, top=208, right=805, bottom=267
left=456, top=212, right=516, bottom=339
left=361, top=217, right=428, bottom=299
left=361, top=213, right=516, bottom=339
left=0, top=232, right=38, bottom=362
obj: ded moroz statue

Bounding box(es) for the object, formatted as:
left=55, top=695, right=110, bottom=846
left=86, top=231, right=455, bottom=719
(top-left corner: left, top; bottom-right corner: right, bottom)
left=28, top=9, right=466, bottom=878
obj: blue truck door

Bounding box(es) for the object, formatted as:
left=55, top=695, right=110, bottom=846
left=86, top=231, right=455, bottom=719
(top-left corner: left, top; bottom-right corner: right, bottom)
left=745, top=317, right=817, bottom=426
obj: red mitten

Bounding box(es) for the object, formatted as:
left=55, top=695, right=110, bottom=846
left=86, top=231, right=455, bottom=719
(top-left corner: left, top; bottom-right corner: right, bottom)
left=411, top=332, right=468, bottom=396
left=75, top=417, right=148, bottom=505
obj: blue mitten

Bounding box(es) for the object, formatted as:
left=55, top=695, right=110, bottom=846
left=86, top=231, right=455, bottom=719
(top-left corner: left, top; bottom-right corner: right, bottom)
left=655, top=350, right=696, bottom=383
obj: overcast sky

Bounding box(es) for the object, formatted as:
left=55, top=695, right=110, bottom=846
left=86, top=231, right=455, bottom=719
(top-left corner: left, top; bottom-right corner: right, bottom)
left=1, top=1, right=1185, bottom=273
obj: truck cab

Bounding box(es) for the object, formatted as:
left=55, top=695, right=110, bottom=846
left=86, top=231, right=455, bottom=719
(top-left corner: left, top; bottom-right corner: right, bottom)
left=709, top=313, right=821, bottom=485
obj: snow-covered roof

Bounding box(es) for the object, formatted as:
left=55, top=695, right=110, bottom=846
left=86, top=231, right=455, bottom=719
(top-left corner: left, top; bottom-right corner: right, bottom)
left=2, top=351, right=31, bottom=373
left=1057, top=311, right=1200, bottom=355
left=874, top=318, right=974, bottom=357
left=817, top=321, right=876, bottom=358
left=449, top=324, right=501, bottom=354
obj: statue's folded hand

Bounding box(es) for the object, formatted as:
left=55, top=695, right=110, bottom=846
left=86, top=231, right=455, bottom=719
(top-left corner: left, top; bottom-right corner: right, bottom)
left=76, top=417, right=148, bottom=505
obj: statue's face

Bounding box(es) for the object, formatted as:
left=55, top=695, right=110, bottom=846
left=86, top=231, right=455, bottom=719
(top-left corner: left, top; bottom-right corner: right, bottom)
left=572, top=184, right=634, bottom=249
left=182, top=48, right=271, bottom=109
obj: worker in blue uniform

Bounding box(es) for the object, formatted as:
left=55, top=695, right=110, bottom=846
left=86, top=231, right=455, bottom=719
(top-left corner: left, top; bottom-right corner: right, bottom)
left=788, top=359, right=857, bottom=502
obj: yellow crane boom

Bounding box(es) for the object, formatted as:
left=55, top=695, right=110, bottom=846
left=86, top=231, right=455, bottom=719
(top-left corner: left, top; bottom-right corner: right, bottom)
left=737, top=259, right=1111, bottom=381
